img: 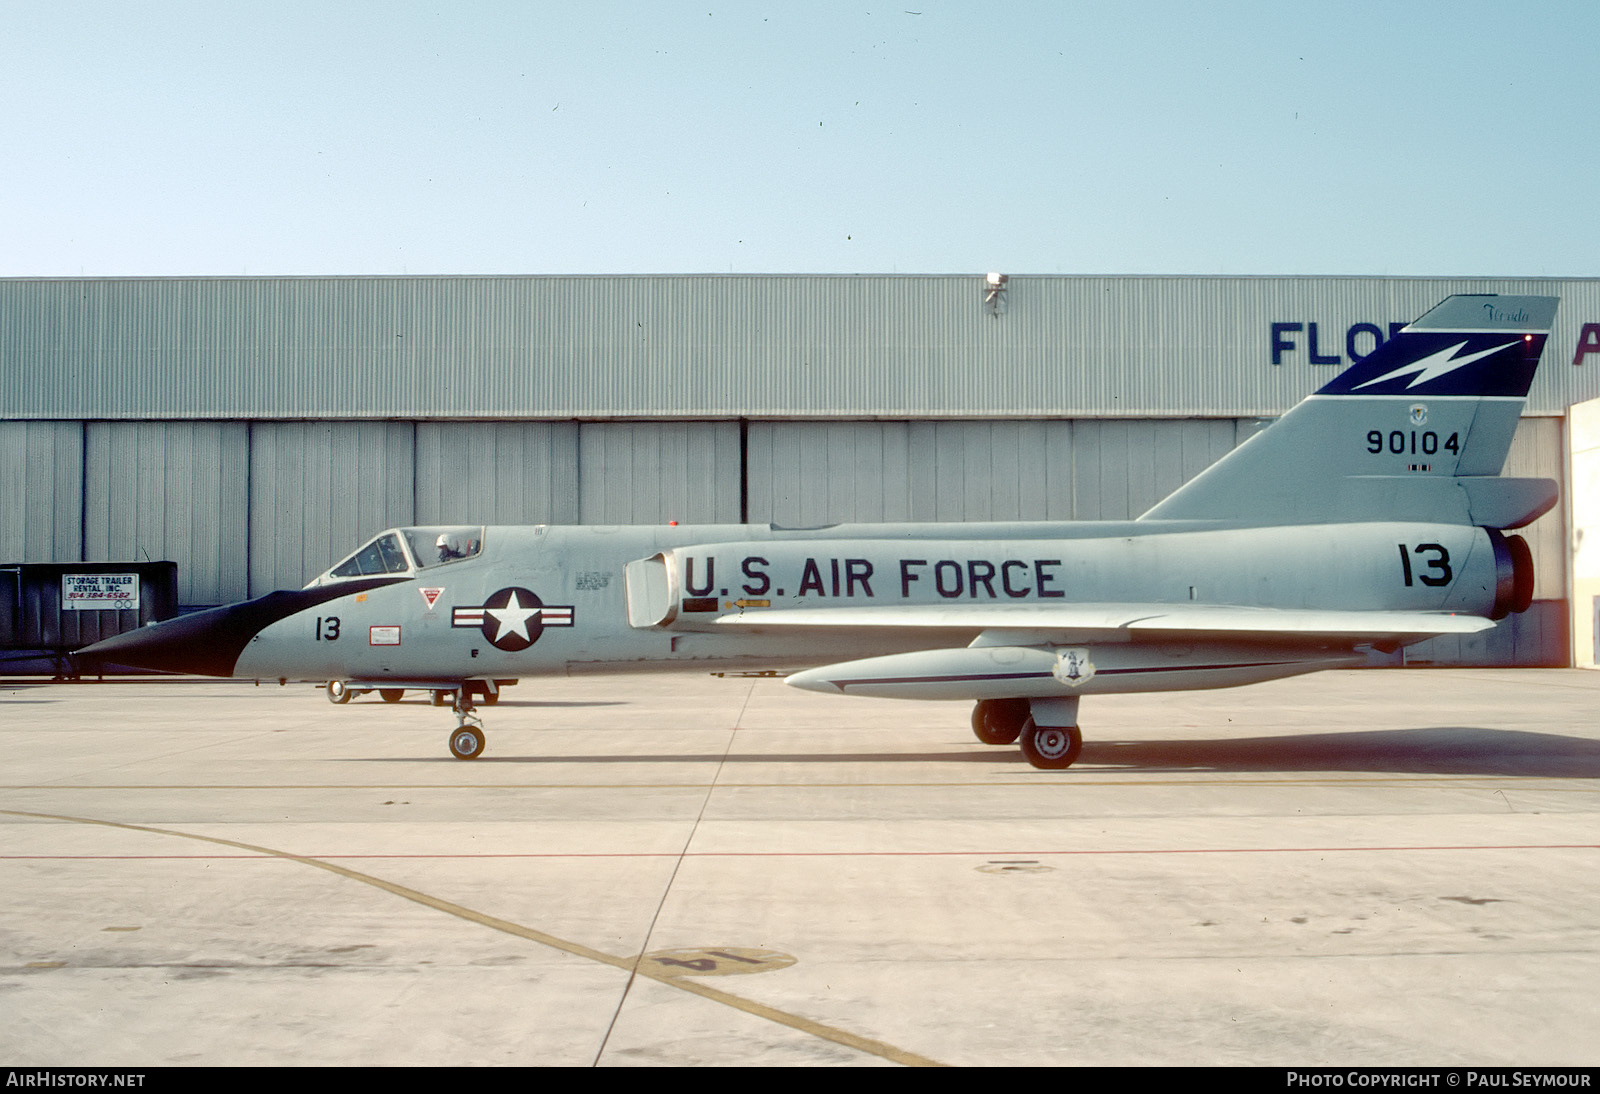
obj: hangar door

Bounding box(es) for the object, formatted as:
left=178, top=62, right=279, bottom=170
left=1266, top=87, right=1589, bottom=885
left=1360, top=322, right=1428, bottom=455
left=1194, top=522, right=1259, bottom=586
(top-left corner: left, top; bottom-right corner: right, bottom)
left=1571, top=398, right=1600, bottom=669
left=746, top=419, right=1246, bottom=524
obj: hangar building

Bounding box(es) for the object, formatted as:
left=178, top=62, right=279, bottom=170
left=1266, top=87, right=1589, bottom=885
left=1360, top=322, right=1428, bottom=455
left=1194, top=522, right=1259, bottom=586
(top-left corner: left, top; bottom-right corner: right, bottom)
left=3, top=274, right=1599, bottom=668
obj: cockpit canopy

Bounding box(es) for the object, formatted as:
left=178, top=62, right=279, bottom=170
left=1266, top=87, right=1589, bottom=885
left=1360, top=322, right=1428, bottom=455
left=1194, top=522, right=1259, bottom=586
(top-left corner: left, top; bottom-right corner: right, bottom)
left=310, top=526, right=484, bottom=586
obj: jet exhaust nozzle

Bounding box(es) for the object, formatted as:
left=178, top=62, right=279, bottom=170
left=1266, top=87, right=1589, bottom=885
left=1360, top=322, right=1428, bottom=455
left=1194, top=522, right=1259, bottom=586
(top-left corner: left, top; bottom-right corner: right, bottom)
left=1487, top=530, right=1535, bottom=620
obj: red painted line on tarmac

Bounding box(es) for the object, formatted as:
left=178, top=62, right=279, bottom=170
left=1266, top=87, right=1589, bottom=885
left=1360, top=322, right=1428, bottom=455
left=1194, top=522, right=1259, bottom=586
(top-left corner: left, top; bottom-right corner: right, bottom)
left=5, top=843, right=1598, bottom=861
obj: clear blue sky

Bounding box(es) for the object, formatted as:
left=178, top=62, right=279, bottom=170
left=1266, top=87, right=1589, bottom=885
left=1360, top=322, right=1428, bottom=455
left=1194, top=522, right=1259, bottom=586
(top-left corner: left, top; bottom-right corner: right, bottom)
left=3, top=1, right=1595, bottom=277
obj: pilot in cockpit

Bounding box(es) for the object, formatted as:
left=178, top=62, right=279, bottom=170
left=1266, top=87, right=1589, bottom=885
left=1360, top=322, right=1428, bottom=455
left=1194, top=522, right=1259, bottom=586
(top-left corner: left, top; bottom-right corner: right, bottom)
left=436, top=534, right=465, bottom=562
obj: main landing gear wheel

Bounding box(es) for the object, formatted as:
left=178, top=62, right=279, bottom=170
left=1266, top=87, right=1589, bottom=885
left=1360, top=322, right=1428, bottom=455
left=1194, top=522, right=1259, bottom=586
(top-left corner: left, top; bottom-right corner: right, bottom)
left=326, top=680, right=353, bottom=704
left=971, top=698, right=1029, bottom=745
left=448, top=725, right=485, bottom=760
left=1019, top=719, right=1083, bottom=770
left=379, top=689, right=404, bottom=703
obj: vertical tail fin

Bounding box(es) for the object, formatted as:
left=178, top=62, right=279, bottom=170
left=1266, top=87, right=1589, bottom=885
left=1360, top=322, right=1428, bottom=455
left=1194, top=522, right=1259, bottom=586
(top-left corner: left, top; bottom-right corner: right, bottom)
left=1140, top=294, right=1560, bottom=527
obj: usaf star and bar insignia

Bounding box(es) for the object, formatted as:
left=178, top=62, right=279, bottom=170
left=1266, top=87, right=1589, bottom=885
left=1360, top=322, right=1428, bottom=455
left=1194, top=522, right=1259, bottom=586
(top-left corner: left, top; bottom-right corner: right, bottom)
left=451, top=587, right=575, bottom=652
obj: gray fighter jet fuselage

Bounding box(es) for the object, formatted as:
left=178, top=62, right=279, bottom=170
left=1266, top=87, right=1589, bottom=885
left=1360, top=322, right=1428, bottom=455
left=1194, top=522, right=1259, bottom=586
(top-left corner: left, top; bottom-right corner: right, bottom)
left=80, top=293, right=1559, bottom=768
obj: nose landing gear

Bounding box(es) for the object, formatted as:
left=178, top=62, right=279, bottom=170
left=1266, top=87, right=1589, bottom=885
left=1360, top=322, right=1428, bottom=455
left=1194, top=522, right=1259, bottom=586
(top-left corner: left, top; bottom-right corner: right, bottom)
left=446, top=689, right=485, bottom=760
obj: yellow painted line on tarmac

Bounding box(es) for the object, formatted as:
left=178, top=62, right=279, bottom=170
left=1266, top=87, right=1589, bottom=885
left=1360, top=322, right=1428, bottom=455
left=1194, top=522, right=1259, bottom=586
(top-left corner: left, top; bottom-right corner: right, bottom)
left=0, top=807, right=943, bottom=1068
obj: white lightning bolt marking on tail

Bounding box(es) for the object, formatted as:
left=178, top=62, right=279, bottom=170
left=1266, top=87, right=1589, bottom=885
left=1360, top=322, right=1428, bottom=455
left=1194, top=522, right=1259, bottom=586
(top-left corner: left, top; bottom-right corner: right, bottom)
left=1353, top=340, right=1517, bottom=391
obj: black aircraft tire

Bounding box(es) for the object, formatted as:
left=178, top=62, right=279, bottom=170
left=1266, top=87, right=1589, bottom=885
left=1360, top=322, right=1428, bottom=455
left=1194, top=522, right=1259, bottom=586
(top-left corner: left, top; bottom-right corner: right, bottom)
left=379, top=689, right=404, bottom=703
left=971, top=698, right=1029, bottom=745
left=326, top=681, right=353, bottom=705
left=449, top=726, right=485, bottom=760
left=431, top=690, right=449, bottom=707
left=1020, top=719, right=1083, bottom=770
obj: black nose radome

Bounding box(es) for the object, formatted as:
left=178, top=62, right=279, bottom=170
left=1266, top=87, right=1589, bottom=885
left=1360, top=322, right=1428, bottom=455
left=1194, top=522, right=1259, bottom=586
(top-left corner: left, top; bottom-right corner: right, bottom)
left=77, top=577, right=408, bottom=676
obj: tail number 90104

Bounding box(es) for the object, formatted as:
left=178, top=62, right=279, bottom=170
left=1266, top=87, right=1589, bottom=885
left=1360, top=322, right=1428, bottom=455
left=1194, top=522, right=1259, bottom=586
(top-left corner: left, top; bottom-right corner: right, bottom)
left=1368, top=430, right=1459, bottom=457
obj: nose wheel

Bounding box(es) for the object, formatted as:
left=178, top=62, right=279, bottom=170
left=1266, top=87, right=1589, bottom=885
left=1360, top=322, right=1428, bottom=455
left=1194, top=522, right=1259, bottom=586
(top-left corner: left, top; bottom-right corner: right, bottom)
left=449, top=723, right=485, bottom=760
left=445, top=690, right=486, bottom=760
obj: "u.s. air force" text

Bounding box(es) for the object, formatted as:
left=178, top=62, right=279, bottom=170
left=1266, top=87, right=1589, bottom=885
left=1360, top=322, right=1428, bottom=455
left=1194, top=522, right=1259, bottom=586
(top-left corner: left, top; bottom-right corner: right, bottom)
left=686, top=556, right=1069, bottom=599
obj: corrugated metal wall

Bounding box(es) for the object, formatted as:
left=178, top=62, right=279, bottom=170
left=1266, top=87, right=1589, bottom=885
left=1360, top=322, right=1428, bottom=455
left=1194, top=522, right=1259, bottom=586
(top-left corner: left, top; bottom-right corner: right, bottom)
left=0, top=420, right=81, bottom=563
left=577, top=422, right=742, bottom=524
left=413, top=420, right=743, bottom=526
left=6, top=275, right=1600, bottom=419
left=416, top=422, right=580, bottom=526
left=83, top=422, right=248, bottom=607
left=747, top=419, right=1244, bottom=524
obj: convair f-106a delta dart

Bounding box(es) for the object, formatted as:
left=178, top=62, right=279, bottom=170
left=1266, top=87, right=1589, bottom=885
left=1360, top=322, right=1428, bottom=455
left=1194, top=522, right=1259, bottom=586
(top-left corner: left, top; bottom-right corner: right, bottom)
left=80, top=294, right=1559, bottom=769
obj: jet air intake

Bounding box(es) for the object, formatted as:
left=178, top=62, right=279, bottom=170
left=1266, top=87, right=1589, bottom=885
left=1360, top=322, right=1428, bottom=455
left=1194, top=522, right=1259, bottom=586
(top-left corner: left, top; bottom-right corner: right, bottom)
left=624, top=552, right=676, bottom=627
left=624, top=543, right=778, bottom=629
